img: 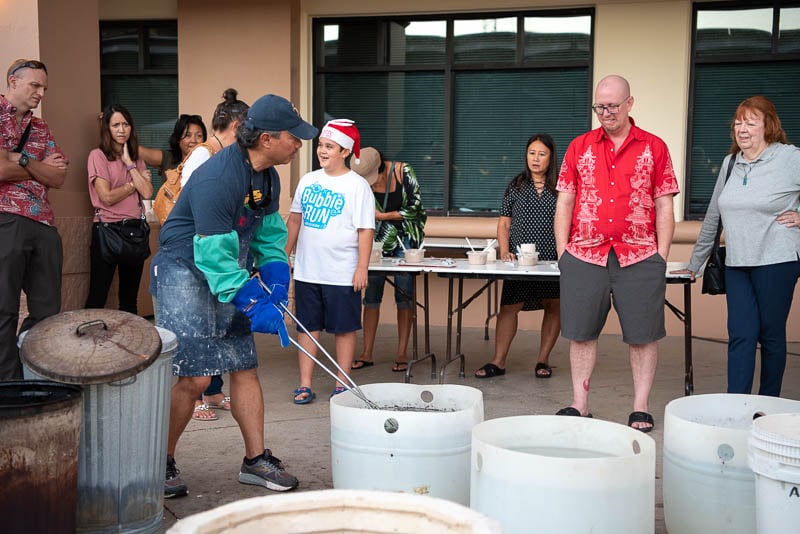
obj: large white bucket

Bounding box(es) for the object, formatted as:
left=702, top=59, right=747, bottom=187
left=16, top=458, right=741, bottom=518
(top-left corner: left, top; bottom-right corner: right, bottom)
left=470, top=415, right=655, bottom=534
left=749, top=413, right=800, bottom=533
left=330, top=383, right=483, bottom=505
left=167, top=489, right=501, bottom=533
left=663, top=393, right=800, bottom=534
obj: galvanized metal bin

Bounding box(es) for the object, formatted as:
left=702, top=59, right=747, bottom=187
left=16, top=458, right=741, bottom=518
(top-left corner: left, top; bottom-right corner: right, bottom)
left=21, top=310, right=175, bottom=534
left=0, top=380, right=84, bottom=533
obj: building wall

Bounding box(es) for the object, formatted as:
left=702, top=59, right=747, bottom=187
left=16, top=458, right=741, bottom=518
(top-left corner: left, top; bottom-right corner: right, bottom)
left=3, top=0, right=796, bottom=340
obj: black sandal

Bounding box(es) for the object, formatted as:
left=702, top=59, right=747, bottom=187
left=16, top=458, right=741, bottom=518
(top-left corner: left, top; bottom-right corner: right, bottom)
left=535, top=362, right=552, bottom=379
left=475, top=363, right=506, bottom=379
left=351, top=359, right=374, bottom=370
left=628, top=411, right=654, bottom=433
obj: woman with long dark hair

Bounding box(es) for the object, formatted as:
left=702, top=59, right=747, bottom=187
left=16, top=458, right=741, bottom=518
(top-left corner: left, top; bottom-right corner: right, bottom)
left=475, top=133, right=561, bottom=378
left=139, top=114, right=207, bottom=177
left=86, top=104, right=153, bottom=313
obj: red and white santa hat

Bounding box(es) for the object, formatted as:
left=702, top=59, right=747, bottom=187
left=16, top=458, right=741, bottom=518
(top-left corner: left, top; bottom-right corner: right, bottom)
left=320, top=119, right=361, bottom=162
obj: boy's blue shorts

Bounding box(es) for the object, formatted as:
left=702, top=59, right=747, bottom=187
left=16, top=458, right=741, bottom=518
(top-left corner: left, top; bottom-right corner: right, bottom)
left=294, top=280, right=362, bottom=334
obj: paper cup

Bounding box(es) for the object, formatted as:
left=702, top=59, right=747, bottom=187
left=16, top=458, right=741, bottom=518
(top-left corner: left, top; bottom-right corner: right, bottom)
left=518, top=252, right=539, bottom=266
left=467, top=251, right=487, bottom=265
left=404, top=249, right=425, bottom=263
left=520, top=243, right=536, bottom=253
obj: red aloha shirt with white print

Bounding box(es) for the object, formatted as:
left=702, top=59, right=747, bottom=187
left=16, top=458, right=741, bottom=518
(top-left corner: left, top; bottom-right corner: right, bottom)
left=556, top=118, right=679, bottom=268
left=0, top=94, right=64, bottom=225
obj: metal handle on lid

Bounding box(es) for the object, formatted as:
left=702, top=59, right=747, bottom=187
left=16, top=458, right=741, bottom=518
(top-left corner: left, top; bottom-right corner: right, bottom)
left=75, top=320, right=108, bottom=336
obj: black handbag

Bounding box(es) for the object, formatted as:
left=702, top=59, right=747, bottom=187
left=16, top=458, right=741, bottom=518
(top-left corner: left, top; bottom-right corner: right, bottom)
left=701, top=156, right=736, bottom=295
left=95, top=195, right=151, bottom=265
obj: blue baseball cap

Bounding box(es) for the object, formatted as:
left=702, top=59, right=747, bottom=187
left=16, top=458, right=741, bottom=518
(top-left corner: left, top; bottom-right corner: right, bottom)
left=244, top=94, right=318, bottom=140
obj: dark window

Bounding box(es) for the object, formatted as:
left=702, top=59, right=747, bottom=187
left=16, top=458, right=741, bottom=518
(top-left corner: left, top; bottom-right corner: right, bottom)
left=687, top=3, right=800, bottom=218
left=313, top=10, right=593, bottom=215
left=100, top=20, right=178, bottom=196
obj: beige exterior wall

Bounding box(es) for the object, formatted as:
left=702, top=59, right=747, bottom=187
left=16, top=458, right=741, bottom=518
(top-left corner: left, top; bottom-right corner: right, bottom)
left=2, top=0, right=797, bottom=340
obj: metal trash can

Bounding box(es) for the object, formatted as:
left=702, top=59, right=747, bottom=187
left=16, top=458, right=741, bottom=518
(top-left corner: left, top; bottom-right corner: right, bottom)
left=0, top=380, right=84, bottom=533
left=21, top=310, right=174, bottom=534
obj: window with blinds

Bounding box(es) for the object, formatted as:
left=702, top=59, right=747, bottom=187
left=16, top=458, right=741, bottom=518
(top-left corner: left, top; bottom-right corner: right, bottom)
left=687, top=4, right=800, bottom=218
left=313, top=11, right=593, bottom=215
left=100, top=20, right=178, bottom=197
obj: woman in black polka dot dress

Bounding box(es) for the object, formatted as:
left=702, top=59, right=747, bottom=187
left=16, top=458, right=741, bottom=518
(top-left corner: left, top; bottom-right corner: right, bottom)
left=475, top=133, right=560, bottom=379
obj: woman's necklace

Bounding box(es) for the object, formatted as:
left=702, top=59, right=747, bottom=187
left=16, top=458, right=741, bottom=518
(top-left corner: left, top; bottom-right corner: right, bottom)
left=213, top=134, right=224, bottom=150
left=742, top=146, right=767, bottom=186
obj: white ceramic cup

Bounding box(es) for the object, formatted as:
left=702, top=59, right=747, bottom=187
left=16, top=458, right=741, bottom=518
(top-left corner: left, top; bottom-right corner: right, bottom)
left=404, top=249, right=425, bottom=263
left=520, top=243, right=536, bottom=254
left=467, top=251, right=487, bottom=265
left=518, top=252, right=539, bottom=266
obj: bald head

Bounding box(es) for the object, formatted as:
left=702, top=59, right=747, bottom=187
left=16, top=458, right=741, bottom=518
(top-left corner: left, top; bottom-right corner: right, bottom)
left=595, top=75, right=630, bottom=99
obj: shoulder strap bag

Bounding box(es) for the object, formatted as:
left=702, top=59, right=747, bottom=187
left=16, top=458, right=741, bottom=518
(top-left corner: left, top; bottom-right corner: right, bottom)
left=701, top=155, right=736, bottom=295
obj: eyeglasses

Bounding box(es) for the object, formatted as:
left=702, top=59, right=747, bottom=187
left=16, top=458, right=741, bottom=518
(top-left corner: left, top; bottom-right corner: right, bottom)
left=591, top=96, right=630, bottom=115
left=8, top=60, right=48, bottom=78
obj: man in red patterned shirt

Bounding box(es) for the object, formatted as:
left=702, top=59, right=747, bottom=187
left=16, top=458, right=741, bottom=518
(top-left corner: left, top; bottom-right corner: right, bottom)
left=554, top=75, right=679, bottom=432
left=0, top=59, right=68, bottom=379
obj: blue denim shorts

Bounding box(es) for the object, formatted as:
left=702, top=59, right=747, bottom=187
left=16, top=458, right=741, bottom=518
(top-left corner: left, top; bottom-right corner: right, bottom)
left=294, top=280, right=362, bottom=334
left=154, top=251, right=257, bottom=376
left=364, top=243, right=414, bottom=309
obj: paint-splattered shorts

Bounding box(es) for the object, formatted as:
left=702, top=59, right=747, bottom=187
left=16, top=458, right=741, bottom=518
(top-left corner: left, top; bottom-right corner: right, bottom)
left=153, top=250, right=257, bottom=377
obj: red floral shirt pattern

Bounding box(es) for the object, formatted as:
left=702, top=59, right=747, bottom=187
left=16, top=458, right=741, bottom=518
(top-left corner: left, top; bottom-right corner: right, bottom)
left=0, top=95, right=64, bottom=225
left=557, top=119, right=679, bottom=267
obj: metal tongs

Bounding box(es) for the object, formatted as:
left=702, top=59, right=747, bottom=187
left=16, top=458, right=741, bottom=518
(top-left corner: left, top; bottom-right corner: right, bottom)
left=255, top=275, right=380, bottom=409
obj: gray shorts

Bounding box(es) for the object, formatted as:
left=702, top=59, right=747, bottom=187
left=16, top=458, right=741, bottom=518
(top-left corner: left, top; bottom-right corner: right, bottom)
left=558, top=250, right=666, bottom=344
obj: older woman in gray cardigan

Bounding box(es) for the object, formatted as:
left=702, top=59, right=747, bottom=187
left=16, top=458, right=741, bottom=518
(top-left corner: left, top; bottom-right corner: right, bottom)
left=674, top=95, right=800, bottom=397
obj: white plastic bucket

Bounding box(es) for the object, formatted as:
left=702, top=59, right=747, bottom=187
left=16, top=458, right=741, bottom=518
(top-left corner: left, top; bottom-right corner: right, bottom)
left=471, top=415, right=655, bottom=534
left=330, top=383, right=483, bottom=505
left=749, top=413, right=800, bottom=533
left=166, top=489, right=501, bottom=533
left=663, top=394, right=800, bottom=534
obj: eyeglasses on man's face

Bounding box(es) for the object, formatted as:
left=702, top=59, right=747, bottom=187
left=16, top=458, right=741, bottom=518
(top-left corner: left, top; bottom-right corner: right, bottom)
left=9, top=60, right=48, bottom=77
left=591, top=96, right=630, bottom=115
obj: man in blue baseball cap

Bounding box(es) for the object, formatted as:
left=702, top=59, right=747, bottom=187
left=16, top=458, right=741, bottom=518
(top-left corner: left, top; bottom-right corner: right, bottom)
left=151, top=94, right=317, bottom=497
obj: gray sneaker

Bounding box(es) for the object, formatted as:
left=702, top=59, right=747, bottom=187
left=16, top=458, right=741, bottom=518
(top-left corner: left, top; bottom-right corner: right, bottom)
left=239, top=449, right=299, bottom=491
left=165, top=454, right=188, bottom=498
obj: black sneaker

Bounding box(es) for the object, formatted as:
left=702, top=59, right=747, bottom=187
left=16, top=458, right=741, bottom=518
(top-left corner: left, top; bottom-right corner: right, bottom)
left=239, top=449, right=299, bottom=491
left=165, top=454, right=188, bottom=498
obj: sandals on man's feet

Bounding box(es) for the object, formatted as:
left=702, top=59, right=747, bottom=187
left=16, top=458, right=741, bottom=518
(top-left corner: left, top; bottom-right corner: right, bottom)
left=628, top=411, right=655, bottom=433
left=535, top=362, right=553, bottom=379
left=475, top=363, right=505, bottom=379
left=391, top=361, right=408, bottom=373
left=192, top=402, right=218, bottom=421
left=555, top=406, right=592, bottom=418
left=351, top=359, right=374, bottom=370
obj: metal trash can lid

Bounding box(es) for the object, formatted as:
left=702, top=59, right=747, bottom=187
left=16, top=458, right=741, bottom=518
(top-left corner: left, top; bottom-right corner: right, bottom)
left=20, top=309, right=162, bottom=385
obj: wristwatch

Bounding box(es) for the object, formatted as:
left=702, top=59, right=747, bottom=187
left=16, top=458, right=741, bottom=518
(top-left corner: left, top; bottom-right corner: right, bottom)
left=18, top=154, right=29, bottom=168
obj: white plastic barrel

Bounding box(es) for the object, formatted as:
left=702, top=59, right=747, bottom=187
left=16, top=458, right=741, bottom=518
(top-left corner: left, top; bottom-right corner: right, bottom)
left=663, top=394, right=800, bottom=534
left=330, top=383, right=483, bottom=505
left=471, top=415, right=655, bottom=534
left=166, top=489, right=502, bottom=533
left=749, top=413, right=800, bottom=533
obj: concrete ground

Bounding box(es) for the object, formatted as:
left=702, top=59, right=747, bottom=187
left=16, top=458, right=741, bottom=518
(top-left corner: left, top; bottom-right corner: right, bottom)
left=157, top=325, right=800, bottom=533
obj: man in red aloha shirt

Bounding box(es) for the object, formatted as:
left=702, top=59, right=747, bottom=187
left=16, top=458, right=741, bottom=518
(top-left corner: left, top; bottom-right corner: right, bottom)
left=554, top=74, right=679, bottom=433
left=0, top=58, right=68, bottom=379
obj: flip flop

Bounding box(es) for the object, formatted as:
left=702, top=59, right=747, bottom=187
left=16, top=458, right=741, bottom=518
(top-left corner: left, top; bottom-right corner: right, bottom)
left=293, top=387, right=316, bottom=405
left=535, top=362, right=552, bottom=379
left=555, top=406, right=592, bottom=418
left=330, top=386, right=347, bottom=398
left=628, top=411, right=654, bottom=433
left=351, top=359, right=374, bottom=370
left=204, top=394, right=231, bottom=410
left=475, top=363, right=505, bottom=379
left=192, top=402, right=218, bottom=421
left=391, top=361, right=408, bottom=373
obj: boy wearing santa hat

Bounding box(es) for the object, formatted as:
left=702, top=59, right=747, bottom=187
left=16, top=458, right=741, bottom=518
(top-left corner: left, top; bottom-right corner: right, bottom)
left=285, top=119, right=375, bottom=404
